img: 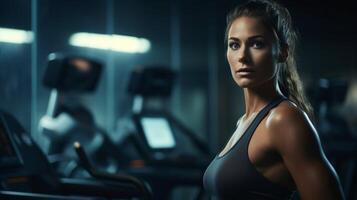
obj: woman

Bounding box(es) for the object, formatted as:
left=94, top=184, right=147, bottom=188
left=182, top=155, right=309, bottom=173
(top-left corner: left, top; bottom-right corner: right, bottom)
left=203, top=0, right=345, bottom=199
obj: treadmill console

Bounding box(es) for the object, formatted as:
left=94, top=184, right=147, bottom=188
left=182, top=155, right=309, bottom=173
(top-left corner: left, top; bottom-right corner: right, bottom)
left=139, top=116, right=176, bottom=149
left=42, top=53, right=102, bottom=93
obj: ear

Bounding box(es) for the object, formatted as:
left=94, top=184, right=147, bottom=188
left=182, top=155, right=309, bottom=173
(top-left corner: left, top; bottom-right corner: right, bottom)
left=278, top=44, right=289, bottom=63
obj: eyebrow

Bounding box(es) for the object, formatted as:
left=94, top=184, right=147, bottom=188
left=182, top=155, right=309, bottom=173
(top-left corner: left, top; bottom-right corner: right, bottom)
left=228, top=35, right=265, bottom=41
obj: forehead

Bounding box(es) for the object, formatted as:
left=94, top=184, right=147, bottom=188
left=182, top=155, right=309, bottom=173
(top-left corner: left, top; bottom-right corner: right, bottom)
left=228, top=16, right=274, bottom=40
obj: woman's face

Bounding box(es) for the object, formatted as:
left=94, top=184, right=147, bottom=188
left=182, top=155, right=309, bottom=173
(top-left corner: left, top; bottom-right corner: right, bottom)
left=226, top=16, right=279, bottom=88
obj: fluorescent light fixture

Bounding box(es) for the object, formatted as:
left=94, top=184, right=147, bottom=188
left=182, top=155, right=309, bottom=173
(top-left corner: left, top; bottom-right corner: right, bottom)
left=69, top=32, right=151, bottom=53
left=0, top=27, right=33, bottom=44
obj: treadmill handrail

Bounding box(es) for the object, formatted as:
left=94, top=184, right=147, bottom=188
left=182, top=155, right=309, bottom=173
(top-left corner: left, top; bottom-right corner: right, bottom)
left=0, top=191, right=96, bottom=200
left=73, top=142, right=152, bottom=200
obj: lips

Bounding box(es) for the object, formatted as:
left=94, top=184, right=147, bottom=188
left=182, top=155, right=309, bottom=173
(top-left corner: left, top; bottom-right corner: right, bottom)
left=237, top=68, right=255, bottom=73
left=236, top=67, right=255, bottom=77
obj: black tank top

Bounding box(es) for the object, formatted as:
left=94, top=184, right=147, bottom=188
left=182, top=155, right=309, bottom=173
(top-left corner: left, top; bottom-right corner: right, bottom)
left=203, top=96, right=295, bottom=200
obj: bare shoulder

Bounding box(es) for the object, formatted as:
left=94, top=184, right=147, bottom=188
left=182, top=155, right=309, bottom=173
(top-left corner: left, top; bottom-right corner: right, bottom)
left=265, top=100, right=314, bottom=133
left=264, top=100, right=321, bottom=155
left=264, top=100, right=345, bottom=200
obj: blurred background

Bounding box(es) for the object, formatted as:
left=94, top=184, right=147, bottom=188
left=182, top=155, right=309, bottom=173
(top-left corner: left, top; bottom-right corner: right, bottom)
left=0, top=0, right=356, bottom=199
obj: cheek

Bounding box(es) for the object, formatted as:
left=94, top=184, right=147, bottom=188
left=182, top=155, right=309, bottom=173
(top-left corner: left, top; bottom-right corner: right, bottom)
left=254, top=50, right=275, bottom=71
left=226, top=51, right=235, bottom=69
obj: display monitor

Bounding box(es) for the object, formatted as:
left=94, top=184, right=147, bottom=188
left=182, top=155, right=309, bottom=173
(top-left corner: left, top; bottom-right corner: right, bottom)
left=43, top=54, right=102, bottom=92
left=140, top=117, right=176, bottom=149
left=0, top=116, right=22, bottom=168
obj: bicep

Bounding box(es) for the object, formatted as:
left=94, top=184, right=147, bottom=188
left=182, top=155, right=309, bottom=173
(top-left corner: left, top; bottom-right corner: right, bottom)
left=271, top=110, right=345, bottom=200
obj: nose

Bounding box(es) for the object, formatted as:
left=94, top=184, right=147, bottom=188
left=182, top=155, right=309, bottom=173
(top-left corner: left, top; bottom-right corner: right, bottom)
left=238, top=44, right=249, bottom=63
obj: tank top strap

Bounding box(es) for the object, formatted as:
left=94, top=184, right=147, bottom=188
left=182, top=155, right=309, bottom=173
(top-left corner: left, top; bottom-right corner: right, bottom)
left=243, top=95, right=287, bottom=140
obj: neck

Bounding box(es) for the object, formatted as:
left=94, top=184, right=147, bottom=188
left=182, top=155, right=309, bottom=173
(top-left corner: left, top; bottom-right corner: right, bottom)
left=243, top=79, right=280, bottom=119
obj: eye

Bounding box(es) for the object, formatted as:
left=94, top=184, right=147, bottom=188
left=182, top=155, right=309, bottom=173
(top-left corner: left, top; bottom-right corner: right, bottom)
left=251, top=40, right=265, bottom=49
left=228, top=42, right=240, bottom=50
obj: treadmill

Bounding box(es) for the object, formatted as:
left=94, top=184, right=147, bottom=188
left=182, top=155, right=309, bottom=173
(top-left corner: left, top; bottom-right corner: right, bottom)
left=0, top=110, right=151, bottom=199
left=116, top=66, right=211, bottom=199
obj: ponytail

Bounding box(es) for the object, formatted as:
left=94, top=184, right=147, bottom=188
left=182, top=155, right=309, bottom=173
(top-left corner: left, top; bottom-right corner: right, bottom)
left=277, top=57, right=314, bottom=118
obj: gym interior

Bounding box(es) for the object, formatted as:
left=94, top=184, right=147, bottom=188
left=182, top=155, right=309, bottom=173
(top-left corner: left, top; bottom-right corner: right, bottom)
left=0, top=0, right=356, bottom=199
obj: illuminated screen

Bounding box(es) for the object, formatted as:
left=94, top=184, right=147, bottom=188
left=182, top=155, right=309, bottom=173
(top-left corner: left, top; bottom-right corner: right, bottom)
left=0, top=120, right=20, bottom=167
left=140, top=117, right=175, bottom=149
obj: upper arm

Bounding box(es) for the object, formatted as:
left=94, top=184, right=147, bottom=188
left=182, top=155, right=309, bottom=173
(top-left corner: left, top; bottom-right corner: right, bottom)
left=268, top=103, right=345, bottom=200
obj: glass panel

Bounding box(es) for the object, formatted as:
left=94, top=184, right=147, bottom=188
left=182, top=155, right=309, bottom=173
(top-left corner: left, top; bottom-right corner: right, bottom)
left=113, top=0, right=172, bottom=120
left=0, top=0, right=31, bottom=130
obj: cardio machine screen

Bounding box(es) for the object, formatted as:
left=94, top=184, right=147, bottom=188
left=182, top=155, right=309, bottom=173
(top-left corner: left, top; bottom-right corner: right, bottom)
left=0, top=117, right=22, bottom=168
left=140, top=117, right=176, bottom=149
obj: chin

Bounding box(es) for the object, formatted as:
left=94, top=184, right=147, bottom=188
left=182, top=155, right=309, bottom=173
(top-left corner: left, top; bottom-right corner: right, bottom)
left=235, top=79, right=257, bottom=88
left=235, top=76, right=275, bottom=89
